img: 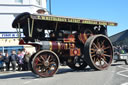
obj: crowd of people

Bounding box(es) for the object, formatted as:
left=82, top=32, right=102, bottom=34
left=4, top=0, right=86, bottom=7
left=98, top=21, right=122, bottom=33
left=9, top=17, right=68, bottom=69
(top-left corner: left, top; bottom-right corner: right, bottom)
left=0, top=49, right=31, bottom=72
left=114, top=45, right=128, bottom=54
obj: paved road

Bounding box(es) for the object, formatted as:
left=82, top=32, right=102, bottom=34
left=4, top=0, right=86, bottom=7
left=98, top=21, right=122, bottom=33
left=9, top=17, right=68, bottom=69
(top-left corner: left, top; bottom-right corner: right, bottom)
left=0, top=62, right=128, bottom=85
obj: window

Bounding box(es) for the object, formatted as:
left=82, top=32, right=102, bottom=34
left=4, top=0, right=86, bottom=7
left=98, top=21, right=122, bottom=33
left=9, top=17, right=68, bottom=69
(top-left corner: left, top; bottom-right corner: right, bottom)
left=15, top=0, right=23, bottom=3
left=36, top=0, right=42, bottom=5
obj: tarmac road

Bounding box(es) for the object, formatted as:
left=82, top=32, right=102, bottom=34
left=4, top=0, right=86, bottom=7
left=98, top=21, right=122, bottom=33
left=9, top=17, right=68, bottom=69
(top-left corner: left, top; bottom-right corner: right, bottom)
left=0, top=62, right=128, bottom=85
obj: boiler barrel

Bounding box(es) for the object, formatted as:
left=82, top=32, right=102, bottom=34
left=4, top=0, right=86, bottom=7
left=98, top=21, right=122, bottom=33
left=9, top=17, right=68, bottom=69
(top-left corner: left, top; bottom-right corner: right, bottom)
left=41, top=41, right=74, bottom=50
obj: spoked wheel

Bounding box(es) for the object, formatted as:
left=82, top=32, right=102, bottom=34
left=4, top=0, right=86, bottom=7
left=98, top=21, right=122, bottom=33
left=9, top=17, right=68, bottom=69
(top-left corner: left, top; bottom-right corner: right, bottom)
left=67, top=55, right=88, bottom=70
left=84, top=35, right=113, bottom=70
left=32, top=50, right=60, bottom=77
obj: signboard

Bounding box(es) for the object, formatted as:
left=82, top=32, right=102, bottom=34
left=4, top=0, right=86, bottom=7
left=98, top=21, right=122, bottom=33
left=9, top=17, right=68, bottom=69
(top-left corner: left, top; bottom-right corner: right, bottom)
left=0, top=32, right=24, bottom=38
left=31, top=15, right=117, bottom=26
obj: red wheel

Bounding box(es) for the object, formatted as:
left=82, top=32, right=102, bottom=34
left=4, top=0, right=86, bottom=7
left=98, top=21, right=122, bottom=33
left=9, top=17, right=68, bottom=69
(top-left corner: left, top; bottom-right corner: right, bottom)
left=32, top=50, right=60, bottom=77
left=84, top=35, right=113, bottom=70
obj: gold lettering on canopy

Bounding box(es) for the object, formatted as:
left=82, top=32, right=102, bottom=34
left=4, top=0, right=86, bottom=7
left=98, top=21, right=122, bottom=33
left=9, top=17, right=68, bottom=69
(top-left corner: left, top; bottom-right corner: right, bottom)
left=31, top=15, right=117, bottom=26
left=99, top=22, right=108, bottom=25
left=82, top=20, right=97, bottom=24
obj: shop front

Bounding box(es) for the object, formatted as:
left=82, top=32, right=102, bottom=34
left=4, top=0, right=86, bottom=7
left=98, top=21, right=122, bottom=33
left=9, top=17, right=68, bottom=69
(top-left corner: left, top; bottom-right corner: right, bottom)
left=0, top=32, right=35, bottom=55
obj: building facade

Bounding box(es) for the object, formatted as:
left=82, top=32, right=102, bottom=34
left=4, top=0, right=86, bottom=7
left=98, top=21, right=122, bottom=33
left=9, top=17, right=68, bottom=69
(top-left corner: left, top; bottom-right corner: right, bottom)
left=0, top=0, right=47, bottom=54
left=0, top=0, right=47, bottom=32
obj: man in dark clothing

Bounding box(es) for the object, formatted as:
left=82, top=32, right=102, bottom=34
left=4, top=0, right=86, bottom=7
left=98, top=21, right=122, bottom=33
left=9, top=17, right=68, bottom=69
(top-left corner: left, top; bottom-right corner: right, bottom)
left=9, top=50, right=18, bottom=71
left=23, top=52, right=31, bottom=71
left=0, top=52, right=4, bottom=71
left=4, top=52, right=10, bottom=71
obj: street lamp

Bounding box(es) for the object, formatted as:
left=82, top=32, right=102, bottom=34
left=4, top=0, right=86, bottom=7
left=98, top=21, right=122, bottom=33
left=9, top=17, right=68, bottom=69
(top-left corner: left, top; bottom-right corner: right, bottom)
left=49, top=0, right=52, bottom=15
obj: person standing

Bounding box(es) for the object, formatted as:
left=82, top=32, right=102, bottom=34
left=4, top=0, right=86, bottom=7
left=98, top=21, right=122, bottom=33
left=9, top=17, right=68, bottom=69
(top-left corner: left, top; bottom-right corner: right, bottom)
left=0, top=51, right=4, bottom=72
left=17, top=51, right=24, bottom=71
left=9, top=50, right=18, bottom=71
left=23, top=52, right=31, bottom=71
left=4, top=52, right=10, bottom=71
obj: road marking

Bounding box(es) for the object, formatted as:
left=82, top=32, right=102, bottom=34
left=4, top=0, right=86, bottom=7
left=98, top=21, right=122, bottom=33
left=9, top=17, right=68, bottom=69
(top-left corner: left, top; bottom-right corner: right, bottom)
left=34, top=79, right=39, bottom=81
left=24, top=81, right=31, bottom=84
left=104, top=66, right=116, bottom=85
left=117, top=66, right=128, bottom=78
left=118, top=66, right=128, bottom=69
left=121, top=82, right=128, bottom=85
left=0, top=71, right=31, bottom=76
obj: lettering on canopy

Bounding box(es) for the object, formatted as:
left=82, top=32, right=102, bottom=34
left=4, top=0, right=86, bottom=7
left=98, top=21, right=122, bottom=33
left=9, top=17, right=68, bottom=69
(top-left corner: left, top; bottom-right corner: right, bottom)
left=31, top=15, right=117, bottom=26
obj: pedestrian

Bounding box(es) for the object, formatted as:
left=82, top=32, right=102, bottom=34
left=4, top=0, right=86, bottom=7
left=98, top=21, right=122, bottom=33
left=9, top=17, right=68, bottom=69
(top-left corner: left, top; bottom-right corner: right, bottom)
left=0, top=52, right=4, bottom=72
left=17, top=50, right=24, bottom=71
left=23, top=52, right=31, bottom=71
left=4, top=52, right=10, bottom=71
left=21, top=49, right=26, bottom=71
left=9, top=50, right=18, bottom=71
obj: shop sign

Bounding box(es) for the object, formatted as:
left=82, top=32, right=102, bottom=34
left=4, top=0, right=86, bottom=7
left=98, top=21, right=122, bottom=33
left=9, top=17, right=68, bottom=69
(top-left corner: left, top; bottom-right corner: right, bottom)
left=0, top=32, right=24, bottom=38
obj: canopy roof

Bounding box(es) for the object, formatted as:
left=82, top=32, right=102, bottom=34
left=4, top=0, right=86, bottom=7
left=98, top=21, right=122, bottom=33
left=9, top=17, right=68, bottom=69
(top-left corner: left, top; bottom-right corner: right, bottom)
left=12, top=12, right=117, bottom=28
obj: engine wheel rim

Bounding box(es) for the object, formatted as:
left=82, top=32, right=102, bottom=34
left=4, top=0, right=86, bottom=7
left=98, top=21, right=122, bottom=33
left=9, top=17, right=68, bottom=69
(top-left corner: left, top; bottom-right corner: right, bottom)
left=32, top=50, right=59, bottom=77
left=89, top=35, right=113, bottom=69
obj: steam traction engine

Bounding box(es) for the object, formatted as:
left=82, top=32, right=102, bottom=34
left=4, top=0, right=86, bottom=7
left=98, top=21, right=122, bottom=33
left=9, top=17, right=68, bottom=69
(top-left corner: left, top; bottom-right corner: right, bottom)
left=12, top=12, right=117, bottom=77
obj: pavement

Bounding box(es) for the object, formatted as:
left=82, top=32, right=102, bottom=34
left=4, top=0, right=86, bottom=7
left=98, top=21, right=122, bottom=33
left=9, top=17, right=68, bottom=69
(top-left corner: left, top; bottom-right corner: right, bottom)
left=0, top=62, right=128, bottom=85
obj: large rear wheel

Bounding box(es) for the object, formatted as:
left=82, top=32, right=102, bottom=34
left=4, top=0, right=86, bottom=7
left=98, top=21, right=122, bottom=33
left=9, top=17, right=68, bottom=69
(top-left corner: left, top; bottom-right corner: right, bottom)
left=84, top=35, right=113, bottom=70
left=32, top=50, right=60, bottom=77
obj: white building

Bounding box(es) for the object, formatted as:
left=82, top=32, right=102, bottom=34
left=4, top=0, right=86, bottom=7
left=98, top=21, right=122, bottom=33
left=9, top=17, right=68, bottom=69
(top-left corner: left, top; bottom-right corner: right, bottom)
left=0, top=0, right=47, bottom=32
left=0, top=0, right=47, bottom=54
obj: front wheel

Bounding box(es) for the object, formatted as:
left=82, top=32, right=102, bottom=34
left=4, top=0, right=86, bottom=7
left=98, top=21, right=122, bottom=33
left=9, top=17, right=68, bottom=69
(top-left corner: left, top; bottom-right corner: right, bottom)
left=84, top=35, right=113, bottom=70
left=32, top=50, right=60, bottom=77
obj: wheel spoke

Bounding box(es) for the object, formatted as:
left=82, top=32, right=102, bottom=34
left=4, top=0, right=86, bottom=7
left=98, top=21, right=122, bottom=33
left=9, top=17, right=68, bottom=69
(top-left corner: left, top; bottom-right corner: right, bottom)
left=40, top=56, right=45, bottom=61
left=101, top=40, right=105, bottom=46
left=104, top=51, right=107, bottom=54
left=91, top=54, right=96, bottom=57
left=45, top=69, right=49, bottom=74
left=92, top=43, right=98, bottom=49
left=101, top=58, right=108, bottom=65
left=103, top=46, right=111, bottom=50
left=37, top=63, right=43, bottom=66
left=46, top=55, right=51, bottom=61
left=102, top=54, right=111, bottom=57
left=41, top=68, right=46, bottom=72
left=91, top=48, right=96, bottom=53
left=91, top=51, right=96, bottom=54
left=36, top=67, right=41, bottom=71
left=50, top=62, right=56, bottom=65
left=102, top=56, right=107, bottom=61
left=99, top=59, right=102, bottom=65
left=91, top=48, right=96, bottom=51
left=93, top=57, right=96, bottom=63
left=96, top=58, right=100, bottom=62
left=101, top=45, right=105, bottom=49
left=97, top=39, right=101, bottom=48
left=36, top=57, right=41, bottom=62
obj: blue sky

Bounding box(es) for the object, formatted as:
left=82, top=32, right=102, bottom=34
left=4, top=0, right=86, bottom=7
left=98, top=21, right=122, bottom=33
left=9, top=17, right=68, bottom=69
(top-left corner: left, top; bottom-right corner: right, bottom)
left=47, top=0, right=128, bottom=36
